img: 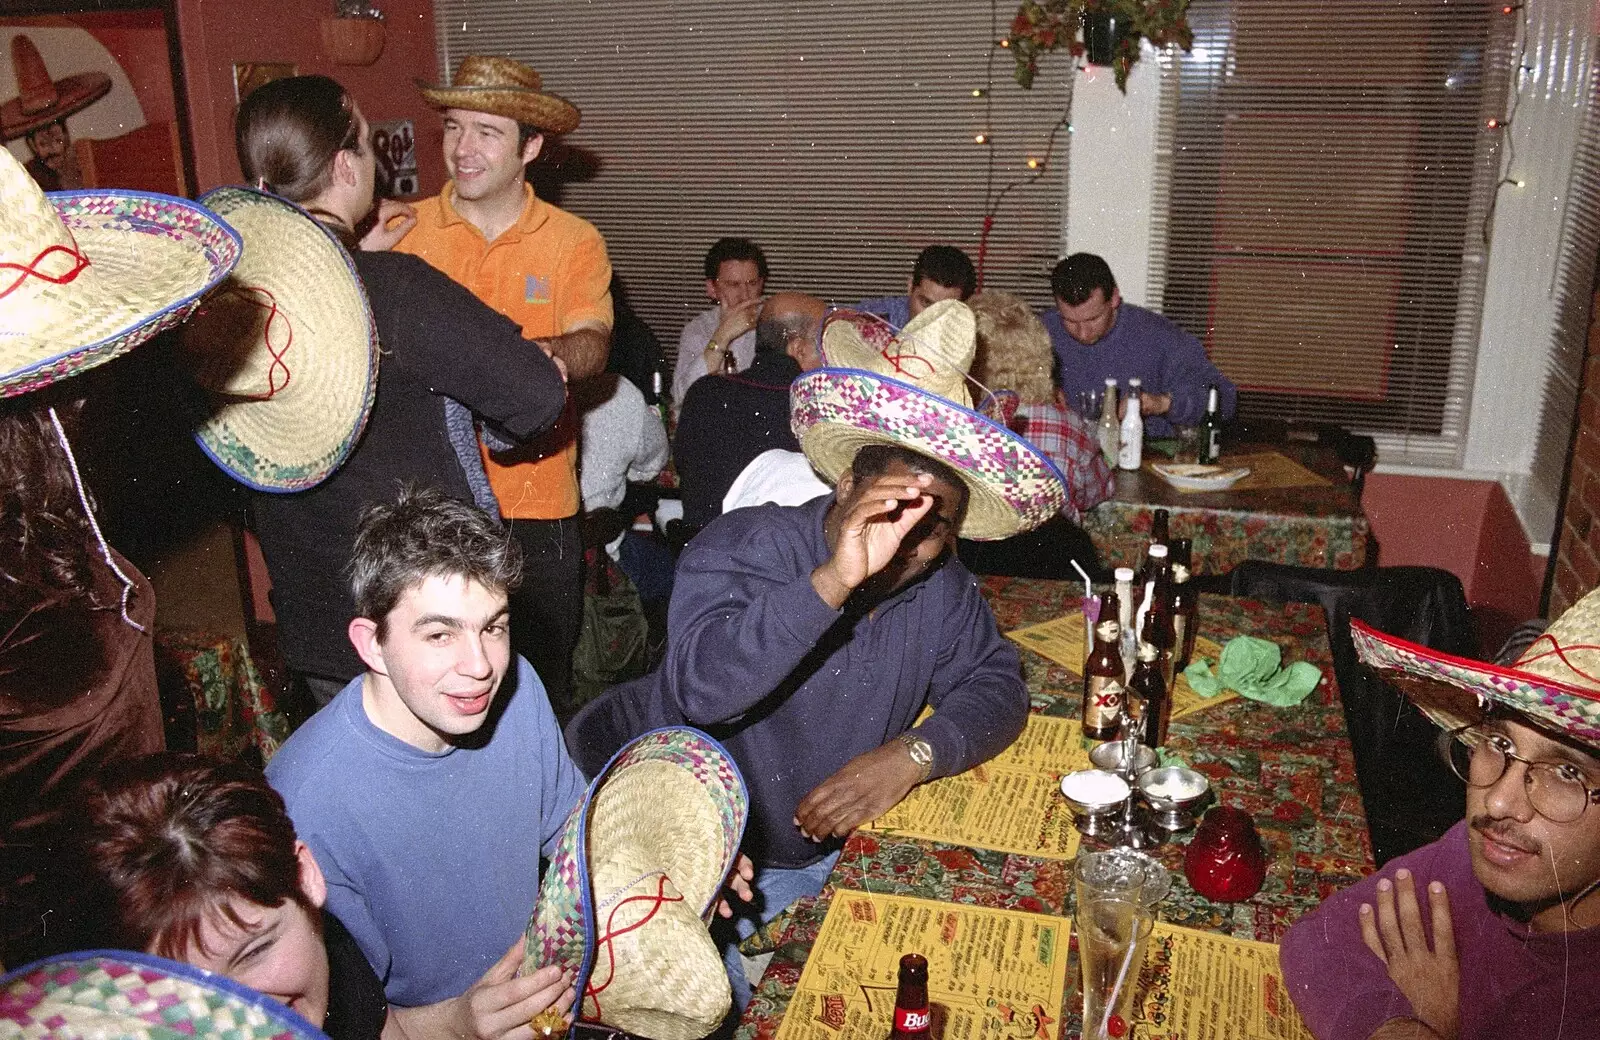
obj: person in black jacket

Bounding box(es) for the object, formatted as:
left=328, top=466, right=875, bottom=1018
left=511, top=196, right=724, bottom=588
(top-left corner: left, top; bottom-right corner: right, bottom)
left=198, top=76, right=567, bottom=706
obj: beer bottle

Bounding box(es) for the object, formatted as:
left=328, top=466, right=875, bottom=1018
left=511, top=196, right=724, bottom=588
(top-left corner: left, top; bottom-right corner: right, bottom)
left=1083, top=618, right=1126, bottom=742
left=1135, top=510, right=1170, bottom=587
left=1141, top=547, right=1177, bottom=689
left=721, top=345, right=740, bottom=375
left=1198, top=384, right=1222, bottom=464
left=1169, top=538, right=1199, bottom=671
left=889, top=953, right=931, bottom=1040
left=1098, top=378, right=1120, bottom=467
left=1129, top=642, right=1171, bottom=748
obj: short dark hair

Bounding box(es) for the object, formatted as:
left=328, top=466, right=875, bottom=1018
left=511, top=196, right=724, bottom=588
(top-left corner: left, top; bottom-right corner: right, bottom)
left=910, top=245, right=977, bottom=299
left=704, top=237, right=770, bottom=282
left=71, top=753, right=310, bottom=960
left=1050, top=253, right=1118, bottom=306
left=348, top=487, right=522, bottom=638
left=516, top=123, right=543, bottom=153
left=849, top=444, right=970, bottom=513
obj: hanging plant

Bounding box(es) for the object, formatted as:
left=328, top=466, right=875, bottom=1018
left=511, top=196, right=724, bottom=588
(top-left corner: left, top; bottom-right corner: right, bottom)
left=1009, top=0, right=1193, bottom=93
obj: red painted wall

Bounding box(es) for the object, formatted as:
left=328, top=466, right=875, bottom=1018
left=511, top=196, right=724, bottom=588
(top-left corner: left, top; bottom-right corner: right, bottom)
left=1364, top=472, right=1543, bottom=656
left=173, top=0, right=442, bottom=195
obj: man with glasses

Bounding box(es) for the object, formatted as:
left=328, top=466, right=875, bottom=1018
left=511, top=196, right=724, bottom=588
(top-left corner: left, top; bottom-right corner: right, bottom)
left=1279, top=596, right=1600, bottom=1039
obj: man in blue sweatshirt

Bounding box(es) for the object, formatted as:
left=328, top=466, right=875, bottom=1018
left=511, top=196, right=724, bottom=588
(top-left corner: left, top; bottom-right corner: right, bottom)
left=567, top=300, right=1065, bottom=1013
left=1042, top=252, right=1236, bottom=437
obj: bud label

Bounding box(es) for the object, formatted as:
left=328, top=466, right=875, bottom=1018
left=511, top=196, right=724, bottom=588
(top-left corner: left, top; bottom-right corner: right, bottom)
left=894, top=1008, right=931, bottom=1033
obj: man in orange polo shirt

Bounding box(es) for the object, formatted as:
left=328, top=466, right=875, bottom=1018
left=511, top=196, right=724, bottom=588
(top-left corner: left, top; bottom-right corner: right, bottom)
left=398, top=56, right=612, bottom=716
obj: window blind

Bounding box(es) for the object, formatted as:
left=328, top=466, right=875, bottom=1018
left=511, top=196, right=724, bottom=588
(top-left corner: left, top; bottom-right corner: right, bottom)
left=1146, top=0, right=1513, bottom=466
left=432, top=0, right=1072, bottom=369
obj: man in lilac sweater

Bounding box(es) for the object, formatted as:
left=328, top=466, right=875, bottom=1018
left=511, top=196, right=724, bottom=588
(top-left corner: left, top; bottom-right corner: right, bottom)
left=1280, top=603, right=1600, bottom=1040
left=1041, top=252, right=1236, bottom=437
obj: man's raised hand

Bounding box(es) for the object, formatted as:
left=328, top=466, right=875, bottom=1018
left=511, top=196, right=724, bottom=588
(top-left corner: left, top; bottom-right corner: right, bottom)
left=1359, top=869, right=1460, bottom=1040
left=811, top=473, right=935, bottom=609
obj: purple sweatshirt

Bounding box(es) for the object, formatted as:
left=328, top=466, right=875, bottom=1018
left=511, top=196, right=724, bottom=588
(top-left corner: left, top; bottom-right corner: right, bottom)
left=1040, top=301, right=1236, bottom=437
left=1279, top=821, right=1600, bottom=1040
left=604, top=495, right=1028, bottom=870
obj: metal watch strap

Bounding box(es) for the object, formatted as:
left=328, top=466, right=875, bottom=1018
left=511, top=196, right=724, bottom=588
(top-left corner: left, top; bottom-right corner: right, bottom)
left=897, top=732, right=935, bottom=782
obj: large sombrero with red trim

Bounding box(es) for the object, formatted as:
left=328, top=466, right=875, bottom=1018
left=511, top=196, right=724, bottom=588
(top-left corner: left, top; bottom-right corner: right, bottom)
left=0, top=950, right=327, bottom=1040
left=791, top=299, right=1068, bottom=541
left=181, top=186, right=377, bottom=492
left=1353, top=586, right=1600, bottom=750
left=523, top=727, right=747, bottom=1040
left=0, top=144, right=239, bottom=397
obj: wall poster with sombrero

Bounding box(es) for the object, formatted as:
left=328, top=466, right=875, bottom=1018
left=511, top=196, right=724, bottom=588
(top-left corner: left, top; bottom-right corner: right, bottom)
left=2, top=1, right=194, bottom=196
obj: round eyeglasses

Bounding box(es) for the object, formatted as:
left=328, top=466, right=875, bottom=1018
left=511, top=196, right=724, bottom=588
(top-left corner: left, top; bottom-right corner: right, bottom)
left=1445, top=725, right=1600, bottom=824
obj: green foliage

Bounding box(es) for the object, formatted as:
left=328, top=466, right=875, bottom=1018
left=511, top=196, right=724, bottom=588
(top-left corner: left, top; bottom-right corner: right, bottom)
left=1008, top=0, right=1193, bottom=92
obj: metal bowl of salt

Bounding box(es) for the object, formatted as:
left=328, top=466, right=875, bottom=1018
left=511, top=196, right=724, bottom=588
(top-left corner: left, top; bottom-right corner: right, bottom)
left=1059, top=768, right=1130, bottom=838
left=1136, top=766, right=1211, bottom=831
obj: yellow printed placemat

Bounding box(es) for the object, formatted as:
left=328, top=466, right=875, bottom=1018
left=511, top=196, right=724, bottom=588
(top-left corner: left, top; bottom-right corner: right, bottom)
left=1148, top=450, right=1331, bottom=495
left=1135, top=923, right=1312, bottom=1040
left=1005, top=613, right=1238, bottom=721
left=774, top=892, right=1070, bottom=1040
left=865, top=715, right=1091, bottom=860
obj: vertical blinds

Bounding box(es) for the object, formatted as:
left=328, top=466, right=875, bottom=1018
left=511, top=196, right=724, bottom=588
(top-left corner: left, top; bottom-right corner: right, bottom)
left=1146, top=0, right=1513, bottom=466
left=433, top=0, right=1072, bottom=365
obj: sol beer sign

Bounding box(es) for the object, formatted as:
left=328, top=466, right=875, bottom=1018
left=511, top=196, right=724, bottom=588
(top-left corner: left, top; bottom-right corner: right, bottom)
left=371, top=119, right=417, bottom=197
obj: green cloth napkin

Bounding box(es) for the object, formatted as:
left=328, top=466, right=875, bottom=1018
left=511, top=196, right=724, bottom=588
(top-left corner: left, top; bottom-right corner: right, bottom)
left=1182, top=635, right=1322, bottom=707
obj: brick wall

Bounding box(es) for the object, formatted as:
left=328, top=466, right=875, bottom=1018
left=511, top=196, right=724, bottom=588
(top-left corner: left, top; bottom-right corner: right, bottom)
left=1549, top=288, right=1600, bottom=615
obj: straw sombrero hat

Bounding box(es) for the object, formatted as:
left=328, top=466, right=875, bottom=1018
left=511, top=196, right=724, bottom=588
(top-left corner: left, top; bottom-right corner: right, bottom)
left=1353, top=586, right=1600, bottom=751
left=523, top=728, right=747, bottom=1040
left=180, top=187, right=377, bottom=492
left=791, top=300, right=1069, bottom=541
left=0, top=147, right=240, bottom=398
left=0, top=950, right=327, bottom=1040
left=418, top=56, right=580, bottom=135
left=0, top=35, right=112, bottom=142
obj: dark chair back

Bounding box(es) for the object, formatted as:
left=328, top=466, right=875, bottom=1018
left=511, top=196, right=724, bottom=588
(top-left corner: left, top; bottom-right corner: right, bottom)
left=1230, top=561, right=1472, bottom=865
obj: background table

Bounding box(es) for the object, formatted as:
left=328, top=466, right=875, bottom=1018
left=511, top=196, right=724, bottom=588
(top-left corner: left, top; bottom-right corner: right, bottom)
left=737, top=577, right=1374, bottom=1040
left=1080, top=443, right=1370, bottom=575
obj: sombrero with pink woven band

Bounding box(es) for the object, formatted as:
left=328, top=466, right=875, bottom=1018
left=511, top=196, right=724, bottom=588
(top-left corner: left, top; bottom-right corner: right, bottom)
left=418, top=56, right=580, bottom=135
left=0, top=950, right=326, bottom=1040
left=0, top=144, right=239, bottom=397
left=522, top=727, right=747, bottom=1040
left=180, top=186, right=377, bottom=493
left=1352, top=585, right=1600, bottom=751
left=792, top=299, right=1068, bottom=541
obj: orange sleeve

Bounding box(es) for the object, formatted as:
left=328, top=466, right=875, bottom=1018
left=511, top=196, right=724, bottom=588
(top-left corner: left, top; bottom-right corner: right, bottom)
left=555, top=220, right=614, bottom=332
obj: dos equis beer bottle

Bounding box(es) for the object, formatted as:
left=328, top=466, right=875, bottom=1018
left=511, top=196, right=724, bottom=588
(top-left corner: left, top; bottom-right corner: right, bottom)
left=889, top=953, right=931, bottom=1039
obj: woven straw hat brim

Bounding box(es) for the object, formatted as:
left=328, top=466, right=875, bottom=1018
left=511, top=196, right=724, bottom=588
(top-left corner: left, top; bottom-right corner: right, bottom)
left=791, top=368, right=1069, bottom=541
left=1352, top=619, right=1600, bottom=751
left=416, top=81, right=580, bottom=135
left=0, top=950, right=326, bottom=1040
left=526, top=728, right=747, bottom=1040
left=183, top=187, right=377, bottom=493
left=0, top=191, right=241, bottom=398
left=0, top=71, right=111, bottom=141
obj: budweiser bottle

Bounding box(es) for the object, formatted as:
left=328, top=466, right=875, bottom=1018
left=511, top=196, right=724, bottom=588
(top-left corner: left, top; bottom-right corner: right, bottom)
left=889, top=953, right=931, bottom=1040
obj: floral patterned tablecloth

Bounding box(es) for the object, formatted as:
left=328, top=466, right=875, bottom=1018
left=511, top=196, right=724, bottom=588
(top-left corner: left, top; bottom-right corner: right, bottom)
left=737, top=577, right=1373, bottom=1040
left=1080, top=444, right=1370, bottom=575
left=154, top=629, right=290, bottom=766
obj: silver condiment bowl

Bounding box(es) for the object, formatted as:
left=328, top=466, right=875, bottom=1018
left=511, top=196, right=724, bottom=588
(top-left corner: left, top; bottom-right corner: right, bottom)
left=1089, top=740, right=1158, bottom=779
left=1136, top=766, right=1211, bottom=831
left=1059, top=769, right=1131, bottom=838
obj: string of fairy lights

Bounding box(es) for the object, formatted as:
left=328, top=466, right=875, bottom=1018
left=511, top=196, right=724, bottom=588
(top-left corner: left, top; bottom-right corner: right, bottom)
left=972, top=0, right=1072, bottom=285
left=1483, top=1, right=1531, bottom=243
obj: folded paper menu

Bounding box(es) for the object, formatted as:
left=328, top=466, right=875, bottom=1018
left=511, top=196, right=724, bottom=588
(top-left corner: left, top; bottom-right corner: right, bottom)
left=1005, top=613, right=1237, bottom=720
left=1136, top=923, right=1312, bottom=1040
left=774, top=892, right=1070, bottom=1040
left=864, top=714, right=1091, bottom=860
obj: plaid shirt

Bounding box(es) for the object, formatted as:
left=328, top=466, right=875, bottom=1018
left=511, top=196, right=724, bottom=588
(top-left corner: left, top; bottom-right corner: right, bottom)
left=1015, top=402, right=1115, bottom=521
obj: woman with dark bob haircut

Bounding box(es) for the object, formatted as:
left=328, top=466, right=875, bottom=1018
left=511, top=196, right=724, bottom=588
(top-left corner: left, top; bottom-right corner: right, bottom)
left=67, top=752, right=387, bottom=1040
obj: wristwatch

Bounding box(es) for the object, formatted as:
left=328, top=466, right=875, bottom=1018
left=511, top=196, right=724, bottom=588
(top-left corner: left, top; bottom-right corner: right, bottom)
left=897, top=732, right=935, bottom=782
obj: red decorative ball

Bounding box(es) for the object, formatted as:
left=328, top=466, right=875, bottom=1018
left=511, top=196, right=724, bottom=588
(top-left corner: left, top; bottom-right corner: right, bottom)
left=1183, top=805, right=1268, bottom=903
